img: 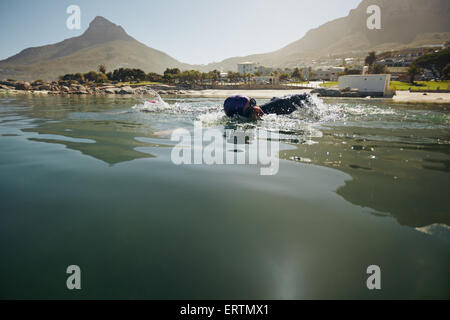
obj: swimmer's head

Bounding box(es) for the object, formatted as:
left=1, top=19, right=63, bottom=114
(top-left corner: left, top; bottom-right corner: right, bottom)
left=223, top=95, right=250, bottom=117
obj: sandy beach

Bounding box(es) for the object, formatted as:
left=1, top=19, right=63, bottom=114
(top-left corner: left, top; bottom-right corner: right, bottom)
left=183, top=89, right=312, bottom=99
left=182, top=89, right=450, bottom=104
left=392, top=91, right=450, bottom=104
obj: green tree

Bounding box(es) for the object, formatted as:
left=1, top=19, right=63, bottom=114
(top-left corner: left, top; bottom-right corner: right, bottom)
left=414, top=48, right=450, bottom=79
left=132, top=69, right=147, bottom=82
left=164, top=68, right=180, bottom=76
left=74, top=73, right=85, bottom=83
left=407, top=64, right=422, bottom=84
left=442, top=63, right=450, bottom=80
left=365, top=51, right=377, bottom=67
left=369, top=63, right=388, bottom=74
left=95, top=73, right=108, bottom=83
left=291, top=68, right=303, bottom=81
left=178, top=70, right=202, bottom=85
left=226, top=71, right=238, bottom=83
left=229, top=71, right=242, bottom=83
left=98, top=65, right=106, bottom=74
left=108, top=68, right=147, bottom=82
left=147, top=72, right=163, bottom=82
left=242, top=73, right=252, bottom=84
left=208, top=70, right=221, bottom=83
left=84, top=71, right=99, bottom=82
left=163, top=68, right=181, bottom=83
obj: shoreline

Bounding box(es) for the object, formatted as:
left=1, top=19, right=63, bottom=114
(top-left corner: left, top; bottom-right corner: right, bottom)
left=391, top=91, right=450, bottom=104
left=181, top=90, right=450, bottom=104
left=1, top=86, right=450, bottom=104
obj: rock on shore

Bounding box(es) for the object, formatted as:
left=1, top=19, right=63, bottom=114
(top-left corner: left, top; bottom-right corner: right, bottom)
left=311, top=87, right=387, bottom=98
left=0, top=80, right=187, bottom=96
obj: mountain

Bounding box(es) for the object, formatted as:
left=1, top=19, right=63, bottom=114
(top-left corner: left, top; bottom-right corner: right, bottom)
left=0, top=16, right=191, bottom=81
left=1, top=0, right=449, bottom=79
left=202, top=0, right=450, bottom=70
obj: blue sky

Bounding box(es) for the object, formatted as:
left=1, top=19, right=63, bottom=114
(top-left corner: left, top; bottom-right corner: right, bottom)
left=0, top=0, right=361, bottom=64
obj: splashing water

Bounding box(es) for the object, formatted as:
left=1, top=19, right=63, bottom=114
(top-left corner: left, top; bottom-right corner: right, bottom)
left=132, top=93, right=171, bottom=112
left=131, top=93, right=448, bottom=137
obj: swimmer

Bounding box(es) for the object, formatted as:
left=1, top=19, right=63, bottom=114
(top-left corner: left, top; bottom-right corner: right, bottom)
left=223, top=93, right=312, bottom=120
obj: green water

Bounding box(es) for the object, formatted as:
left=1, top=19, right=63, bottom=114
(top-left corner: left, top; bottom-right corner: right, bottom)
left=0, top=94, right=449, bottom=299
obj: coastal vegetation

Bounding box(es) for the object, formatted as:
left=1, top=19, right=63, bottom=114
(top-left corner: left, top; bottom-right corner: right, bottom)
left=365, top=51, right=377, bottom=68
left=55, top=66, right=306, bottom=87
left=319, top=82, right=338, bottom=88
left=410, top=48, right=450, bottom=81
left=57, top=67, right=239, bottom=86
left=390, top=81, right=450, bottom=91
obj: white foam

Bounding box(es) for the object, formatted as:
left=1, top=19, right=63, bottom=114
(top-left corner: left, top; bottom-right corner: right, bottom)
left=131, top=94, right=401, bottom=139
left=198, top=111, right=227, bottom=125
left=132, top=94, right=170, bottom=112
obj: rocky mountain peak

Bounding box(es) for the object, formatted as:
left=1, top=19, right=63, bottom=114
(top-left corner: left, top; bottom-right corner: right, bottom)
left=88, top=16, right=119, bottom=29
left=83, top=16, right=131, bottom=42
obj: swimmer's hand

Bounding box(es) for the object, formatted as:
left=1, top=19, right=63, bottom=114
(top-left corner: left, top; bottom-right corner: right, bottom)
left=249, top=106, right=264, bottom=120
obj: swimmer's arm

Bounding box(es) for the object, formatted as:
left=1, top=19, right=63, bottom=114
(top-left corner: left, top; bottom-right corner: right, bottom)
left=249, top=106, right=264, bottom=120
left=242, top=99, right=264, bottom=120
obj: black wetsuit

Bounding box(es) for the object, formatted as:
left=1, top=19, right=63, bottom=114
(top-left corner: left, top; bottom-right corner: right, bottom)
left=260, top=93, right=311, bottom=115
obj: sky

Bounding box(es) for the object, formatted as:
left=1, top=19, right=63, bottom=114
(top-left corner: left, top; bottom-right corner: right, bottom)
left=0, top=0, right=362, bottom=64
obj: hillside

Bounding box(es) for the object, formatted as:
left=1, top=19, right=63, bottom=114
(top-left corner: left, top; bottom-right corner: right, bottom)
left=0, top=16, right=191, bottom=81
left=202, top=0, right=450, bottom=70
left=1, top=0, right=449, bottom=79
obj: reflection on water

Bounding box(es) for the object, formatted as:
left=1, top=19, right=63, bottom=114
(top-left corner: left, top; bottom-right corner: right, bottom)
left=2, top=95, right=449, bottom=227
left=280, top=125, right=450, bottom=228
left=0, top=94, right=449, bottom=299
left=211, top=96, right=450, bottom=228
left=23, top=120, right=159, bottom=165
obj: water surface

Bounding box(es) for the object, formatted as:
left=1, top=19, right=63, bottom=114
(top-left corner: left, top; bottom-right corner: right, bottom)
left=0, top=94, right=449, bottom=299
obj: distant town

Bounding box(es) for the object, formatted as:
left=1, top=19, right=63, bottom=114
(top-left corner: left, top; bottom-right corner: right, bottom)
left=233, top=41, right=450, bottom=86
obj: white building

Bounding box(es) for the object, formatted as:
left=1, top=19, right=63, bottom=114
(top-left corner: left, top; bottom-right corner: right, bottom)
left=338, top=74, right=391, bottom=96
left=238, top=62, right=256, bottom=75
